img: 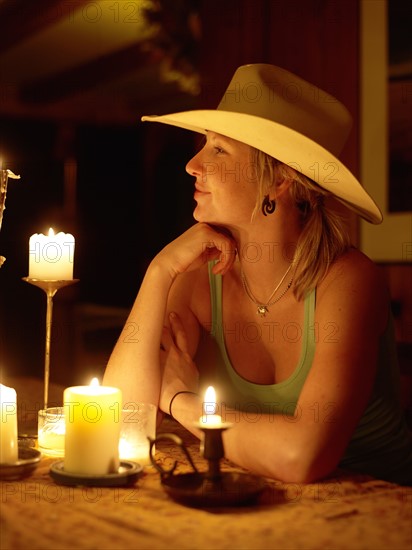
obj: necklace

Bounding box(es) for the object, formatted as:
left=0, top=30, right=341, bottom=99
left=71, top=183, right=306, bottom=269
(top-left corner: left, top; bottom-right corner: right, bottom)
left=241, top=263, right=293, bottom=317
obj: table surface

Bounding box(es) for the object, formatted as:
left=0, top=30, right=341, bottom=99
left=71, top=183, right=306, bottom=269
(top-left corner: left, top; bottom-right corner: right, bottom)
left=1, top=377, right=411, bottom=550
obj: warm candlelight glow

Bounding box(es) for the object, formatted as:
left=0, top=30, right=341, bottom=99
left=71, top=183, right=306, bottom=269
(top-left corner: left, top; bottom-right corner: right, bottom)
left=204, top=386, right=216, bottom=414
left=200, top=386, right=223, bottom=427
left=29, top=228, right=75, bottom=280
left=118, top=404, right=157, bottom=465
left=0, top=383, right=18, bottom=463
left=63, top=381, right=122, bottom=475
left=119, top=438, right=133, bottom=459
left=38, top=407, right=65, bottom=457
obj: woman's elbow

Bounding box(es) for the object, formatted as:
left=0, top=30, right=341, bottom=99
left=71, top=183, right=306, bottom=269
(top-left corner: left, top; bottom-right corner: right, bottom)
left=263, top=445, right=339, bottom=484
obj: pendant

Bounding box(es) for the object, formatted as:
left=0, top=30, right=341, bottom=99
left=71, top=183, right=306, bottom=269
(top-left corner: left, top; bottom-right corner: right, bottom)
left=257, top=305, right=268, bottom=317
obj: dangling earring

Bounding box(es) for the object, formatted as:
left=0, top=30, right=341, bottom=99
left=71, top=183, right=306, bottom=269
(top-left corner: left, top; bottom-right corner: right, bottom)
left=261, top=195, right=276, bottom=216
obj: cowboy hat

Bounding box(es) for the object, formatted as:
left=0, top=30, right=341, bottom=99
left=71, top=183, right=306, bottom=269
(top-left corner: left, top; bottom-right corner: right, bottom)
left=142, top=64, right=382, bottom=224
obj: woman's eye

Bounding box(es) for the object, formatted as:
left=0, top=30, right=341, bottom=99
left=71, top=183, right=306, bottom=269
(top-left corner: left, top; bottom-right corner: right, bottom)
left=214, top=146, right=225, bottom=154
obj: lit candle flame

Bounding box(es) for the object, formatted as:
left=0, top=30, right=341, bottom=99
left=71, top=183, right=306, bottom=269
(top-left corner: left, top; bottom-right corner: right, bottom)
left=204, top=385, right=217, bottom=415
left=48, top=227, right=55, bottom=237
left=201, top=385, right=222, bottom=426
left=90, top=377, right=100, bottom=387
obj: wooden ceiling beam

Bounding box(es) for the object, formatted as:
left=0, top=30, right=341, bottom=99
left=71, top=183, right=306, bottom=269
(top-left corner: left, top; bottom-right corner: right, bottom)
left=0, top=0, right=88, bottom=54
left=20, top=43, right=161, bottom=104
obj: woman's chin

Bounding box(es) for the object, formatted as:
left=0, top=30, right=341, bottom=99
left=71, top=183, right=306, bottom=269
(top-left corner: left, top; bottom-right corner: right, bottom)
left=193, top=207, right=229, bottom=228
left=193, top=208, right=210, bottom=223
left=194, top=214, right=217, bottom=225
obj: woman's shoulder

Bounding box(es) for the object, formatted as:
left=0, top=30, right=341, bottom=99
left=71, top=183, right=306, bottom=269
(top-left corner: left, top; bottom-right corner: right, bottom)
left=317, top=247, right=389, bottom=330
left=323, top=247, right=386, bottom=290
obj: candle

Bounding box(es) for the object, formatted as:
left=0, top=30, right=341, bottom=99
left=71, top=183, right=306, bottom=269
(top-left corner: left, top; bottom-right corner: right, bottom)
left=64, top=378, right=122, bottom=475
left=29, top=228, right=75, bottom=280
left=118, top=403, right=157, bottom=465
left=200, top=386, right=223, bottom=427
left=38, top=407, right=65, bottom=457
left=0, top=384, right=18, bottom=463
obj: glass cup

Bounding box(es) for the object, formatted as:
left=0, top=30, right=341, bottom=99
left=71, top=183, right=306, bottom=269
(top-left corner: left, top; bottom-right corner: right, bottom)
left=38, top=407, right=65, bottom=457
left=118, top=403, right=156, bottom=465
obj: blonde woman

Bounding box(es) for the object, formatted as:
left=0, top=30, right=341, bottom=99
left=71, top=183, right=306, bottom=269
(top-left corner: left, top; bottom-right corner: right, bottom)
left=104, top=64, right=412, bottom=485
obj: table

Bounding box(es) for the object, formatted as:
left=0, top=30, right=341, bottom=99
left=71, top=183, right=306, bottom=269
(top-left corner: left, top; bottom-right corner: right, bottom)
left=1, top=377, right=411, bottom=550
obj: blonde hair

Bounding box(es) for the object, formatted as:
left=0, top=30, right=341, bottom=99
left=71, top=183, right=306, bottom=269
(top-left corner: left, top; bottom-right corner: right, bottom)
left=251, top=149, right=351, bottom=300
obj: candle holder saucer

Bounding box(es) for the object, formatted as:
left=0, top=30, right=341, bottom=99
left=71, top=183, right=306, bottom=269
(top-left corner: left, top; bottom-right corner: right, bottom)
left=0, top=444, right=41, bottom=481
left=22, top=277, right=80, bottom=293
left=149, top=433, right=266, bottom=508
left=49, top=460, right=143, bottom=487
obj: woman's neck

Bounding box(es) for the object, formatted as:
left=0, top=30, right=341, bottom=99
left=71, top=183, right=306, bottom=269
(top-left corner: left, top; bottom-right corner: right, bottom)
left=229, top=214, right=301, bottom=299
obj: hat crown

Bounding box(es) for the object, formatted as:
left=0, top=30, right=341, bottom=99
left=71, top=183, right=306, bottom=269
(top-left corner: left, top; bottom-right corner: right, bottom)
left=217, top=64, right=352, bottom=157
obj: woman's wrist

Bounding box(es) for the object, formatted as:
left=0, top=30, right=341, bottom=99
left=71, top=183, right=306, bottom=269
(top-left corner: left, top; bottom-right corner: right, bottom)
left=146, top=256, right=177, bottom=286
left=169, top=390, right=198, bottom=420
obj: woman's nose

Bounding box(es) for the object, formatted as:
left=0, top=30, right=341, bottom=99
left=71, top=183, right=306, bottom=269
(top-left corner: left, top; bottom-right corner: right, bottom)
left=185, top=149, right=203, bottom=177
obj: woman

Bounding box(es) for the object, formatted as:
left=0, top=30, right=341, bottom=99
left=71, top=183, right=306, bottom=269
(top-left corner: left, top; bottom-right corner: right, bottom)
left=104, top=64, right=412, bottom=485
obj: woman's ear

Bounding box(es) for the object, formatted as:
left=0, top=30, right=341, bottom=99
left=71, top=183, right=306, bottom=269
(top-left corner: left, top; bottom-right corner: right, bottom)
left=268, top=177, right=294, bottom=200
left=275, top=176, right=294, bottom=199
left=269, top=168, right=294, bottom=200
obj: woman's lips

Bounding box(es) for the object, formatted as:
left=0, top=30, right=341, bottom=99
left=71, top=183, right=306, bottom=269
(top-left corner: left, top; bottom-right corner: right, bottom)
left=194, top=187, right=209, bottom=200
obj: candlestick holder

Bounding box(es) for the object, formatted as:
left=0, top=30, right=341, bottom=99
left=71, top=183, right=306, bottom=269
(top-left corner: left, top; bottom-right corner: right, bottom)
left=22, top=277, right=79, bottom=409
left=0, top=168, right=20, bottom=267
left=149, top=425, right=266, bottom=508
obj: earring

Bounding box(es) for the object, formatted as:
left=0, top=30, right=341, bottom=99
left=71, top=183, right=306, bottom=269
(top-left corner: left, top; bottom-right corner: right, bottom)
left=261, top=195, right=276, bottom=216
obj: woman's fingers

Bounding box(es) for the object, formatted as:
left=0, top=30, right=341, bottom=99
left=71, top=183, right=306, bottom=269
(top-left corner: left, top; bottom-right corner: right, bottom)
left=212, top=243, right=237, bottom=274
left=168, top=311, right=189, bottom=353
left=209, top=226, right=238, bottom=274
left=161, top=313, right=190, bottom=355
left=160, top=325, right=174, bottom=351
left=160, top=223, right=237, bottom=278
left=159, top=314, right=199, bottom=413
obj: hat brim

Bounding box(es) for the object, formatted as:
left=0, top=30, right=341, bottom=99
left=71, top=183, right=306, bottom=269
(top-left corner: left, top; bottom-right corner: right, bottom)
left=142, top=110, right=382, bottom=224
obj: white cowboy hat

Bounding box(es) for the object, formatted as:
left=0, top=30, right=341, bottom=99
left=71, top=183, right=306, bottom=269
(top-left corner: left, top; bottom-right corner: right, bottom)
left=142, top=63, right=382, bottom=224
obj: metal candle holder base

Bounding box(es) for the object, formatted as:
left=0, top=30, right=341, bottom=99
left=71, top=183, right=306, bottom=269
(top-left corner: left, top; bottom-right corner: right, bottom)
left=49, top=460, right=143, bottom=487
left=0, top=443, right=41, bottom=481
left=149, top=427, right=266, bottom=507
left=22, top=277, right=79, bottom=409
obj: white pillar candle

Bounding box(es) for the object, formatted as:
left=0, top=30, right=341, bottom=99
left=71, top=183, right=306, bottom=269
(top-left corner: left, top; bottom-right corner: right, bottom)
left=29, top=228, right=75, bottom=280
left=200, top=386, right=223, bottom=427
left=0, top=384, right=18, bottom=463
left=64, top=378, right=122, bottom=475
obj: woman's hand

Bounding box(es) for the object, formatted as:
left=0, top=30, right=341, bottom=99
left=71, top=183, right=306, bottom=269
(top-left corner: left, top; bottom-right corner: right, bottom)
left=159, top=311, right=200, bottom=414
left=154, top=223, right=237, bottom=280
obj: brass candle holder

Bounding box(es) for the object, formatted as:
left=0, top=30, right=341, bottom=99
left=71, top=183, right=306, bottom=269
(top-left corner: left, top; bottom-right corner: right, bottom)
left=149, top=423, right=266, bottom=508
left=0, top=168, right=20, bottom=268
left=22, top=278, right=79, bottom=409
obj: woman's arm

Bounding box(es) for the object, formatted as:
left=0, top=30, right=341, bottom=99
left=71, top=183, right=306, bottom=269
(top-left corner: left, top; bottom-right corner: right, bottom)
left=103, top=260, right=173, bottom=406
left=103, top=223, right=237, bottom=406
left=161, top=251, right=389, bottom=483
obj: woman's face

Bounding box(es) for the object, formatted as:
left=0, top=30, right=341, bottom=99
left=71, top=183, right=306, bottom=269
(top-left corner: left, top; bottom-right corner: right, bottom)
left=186, top=132, right=258, bottom=227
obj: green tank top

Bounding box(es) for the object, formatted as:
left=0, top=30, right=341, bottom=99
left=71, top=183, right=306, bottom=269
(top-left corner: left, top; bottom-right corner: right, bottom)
left=196, top=263, right=412, bottom=485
